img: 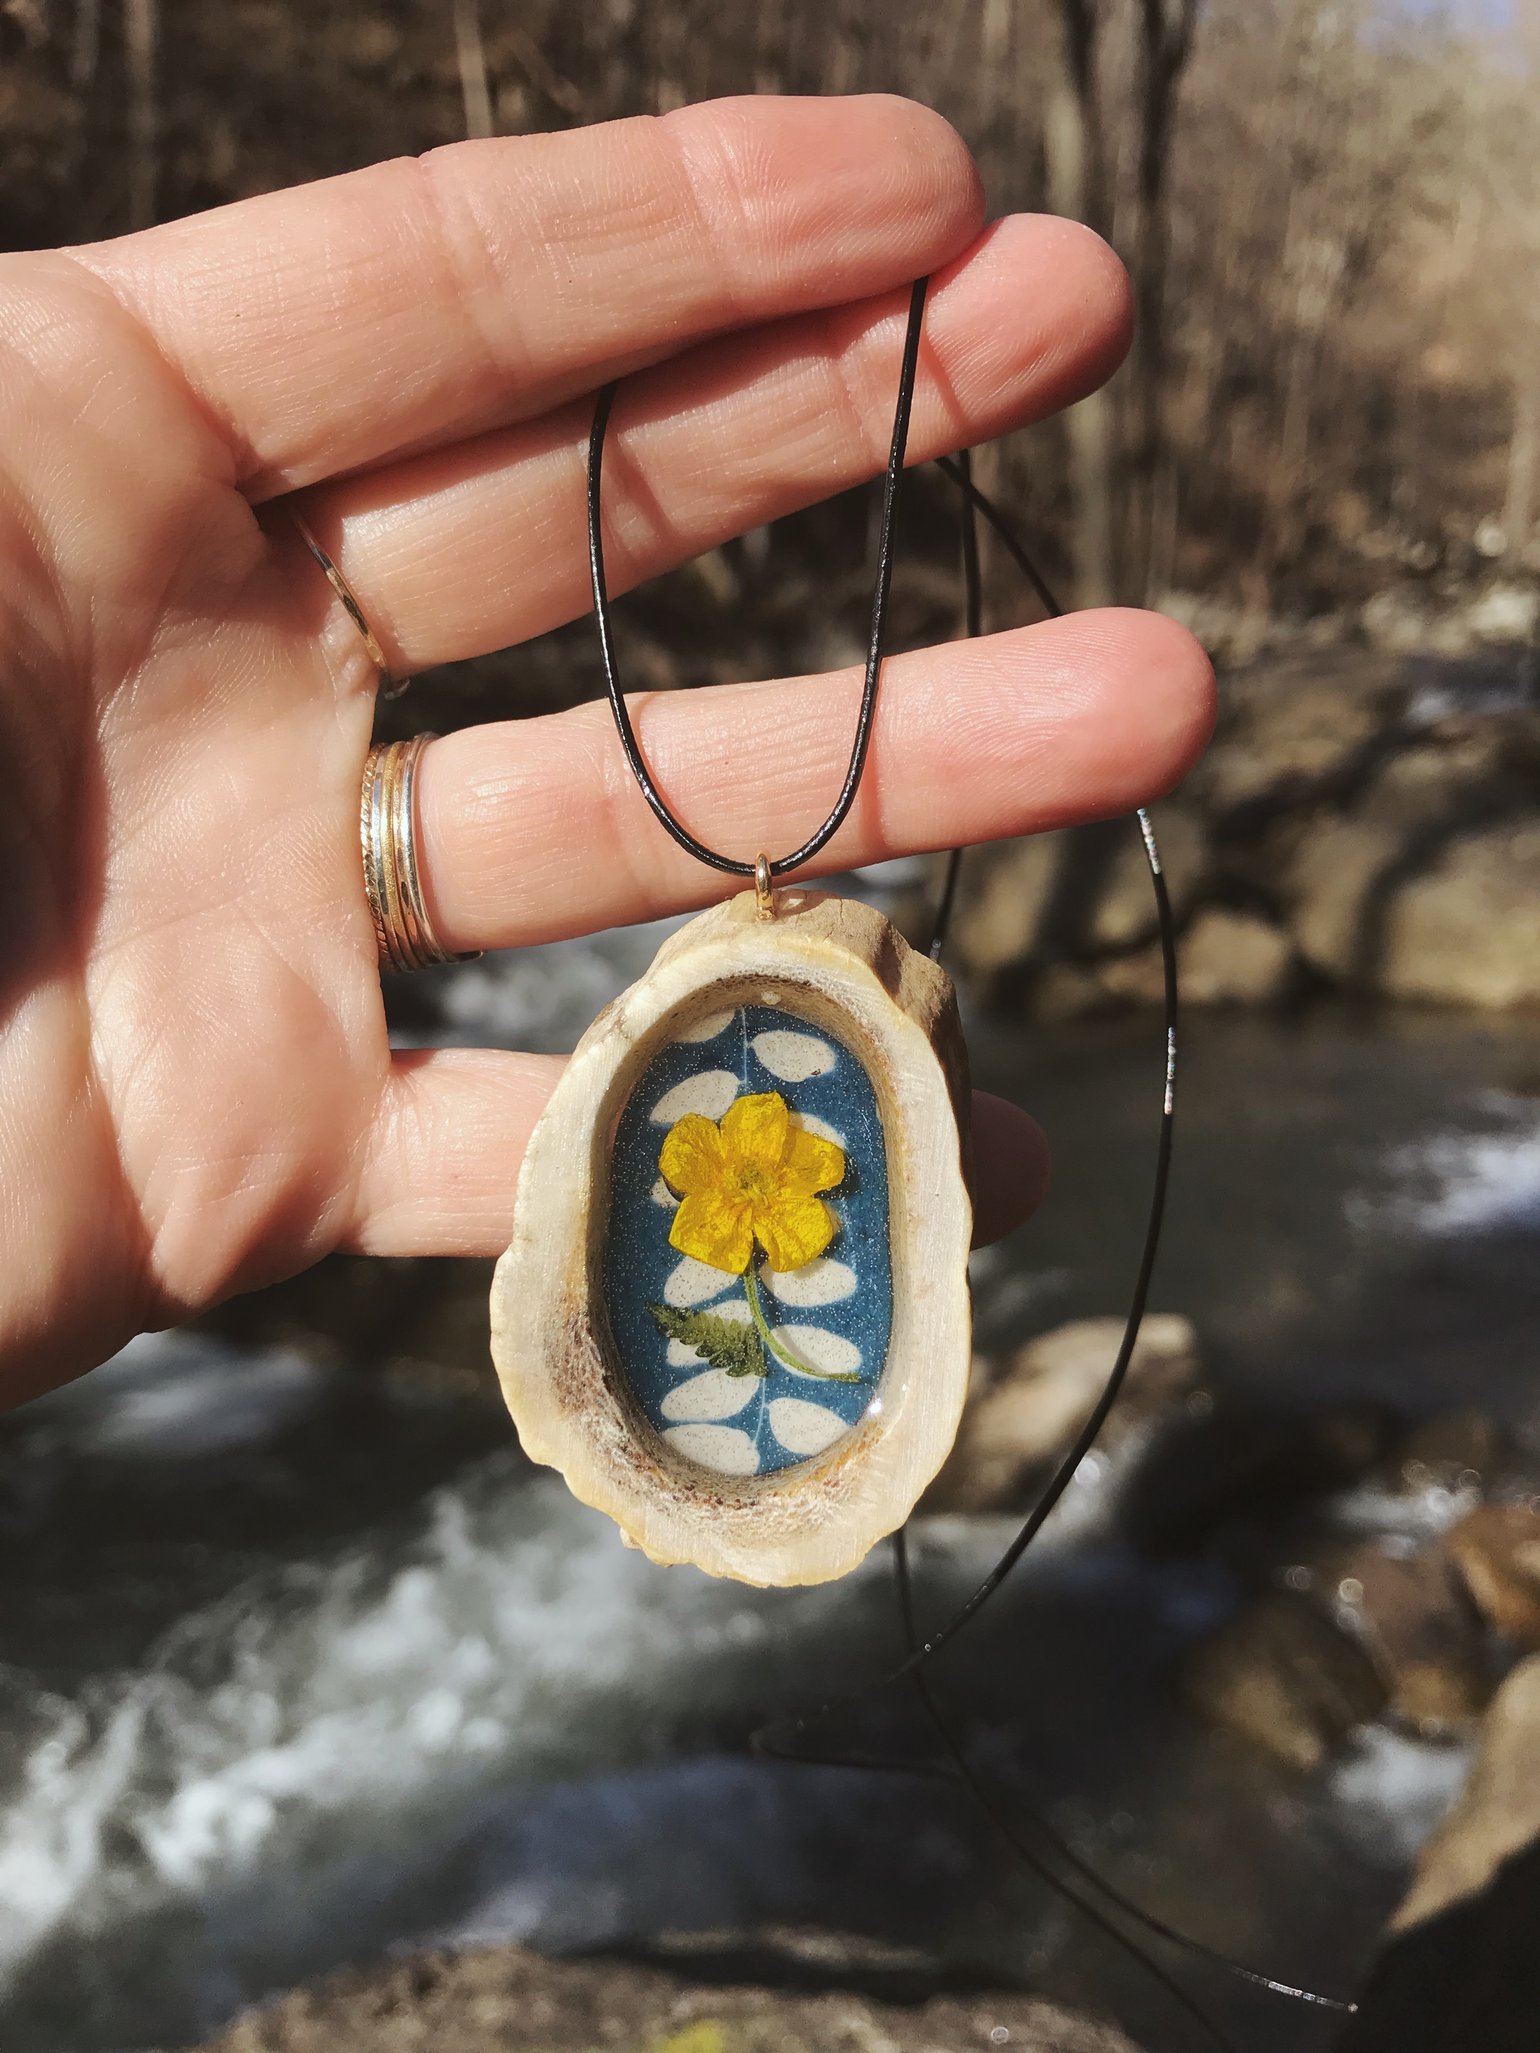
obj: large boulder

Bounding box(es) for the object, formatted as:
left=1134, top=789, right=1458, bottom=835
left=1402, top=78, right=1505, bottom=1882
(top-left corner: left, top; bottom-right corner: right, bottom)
left=1321, top=1540, right=1492, bottom=1733
left=1393, top=1654, right=1540, bottom=1935
left=1341, top=1657, right=1540, bottom=2051
left=925, top=1315, right=1202, bottom=1514
left=1084, top=809, right=1210, bottom=951
left=949, top=833, right=1065, bottom=979
left=1446, top=1502, right=1540, bottom=1647
left=191, top=1945, right=1145, bottom=2053
left=948, top=814, right=1208, bottom=983
left=1171, top=906, right=1297, bottom=1007
left=1180, top=1591, right=1388, bottom=1771
left=1031, top=908, right=1296, bottom=1017
left=1189, top=646, right=1404, bottom=815
left=1377, top=820, right=1540, bottom=1007
left=1288, top=816, right=1540, bottom=1005
left=1286, top=817, right=1404, bottom=985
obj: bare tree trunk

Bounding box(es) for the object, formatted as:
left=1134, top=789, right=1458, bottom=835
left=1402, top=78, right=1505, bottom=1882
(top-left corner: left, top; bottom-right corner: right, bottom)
left=1503, top=365, right=1540, bottom=568
left=454, top=0, right=495, bottom=139
left=1047, top=0, right=1116, bottom=607
left=70, top=0, right=100, bottom=91
left=1126, top=0, right=1199, bottom=602
left=5, top=0, right=46, bottom=49
left=1147, top=428, right=1181, bottom=598
left=1269, top=226, right=1343, bottom=574
left=1051, top=0, right=1110, bottom=232
left=125, top=0, right=158, bottom=229
left=820, top=0, right=859, bottom=99
left=749, top=0, right=794, bottom=96
left=651, top=0, right=688, bottom=111
left=964, top=0, right=1016, bottom=620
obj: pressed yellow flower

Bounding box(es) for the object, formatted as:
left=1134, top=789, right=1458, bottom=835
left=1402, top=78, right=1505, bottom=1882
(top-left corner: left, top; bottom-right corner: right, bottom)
left=659, top=1090, right=845, bottom=1276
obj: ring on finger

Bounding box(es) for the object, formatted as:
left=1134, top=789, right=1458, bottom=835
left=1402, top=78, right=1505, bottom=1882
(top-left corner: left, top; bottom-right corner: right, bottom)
left=292, top=506, right=405, bottom=699
left=360, top=734, right=478, bottom=973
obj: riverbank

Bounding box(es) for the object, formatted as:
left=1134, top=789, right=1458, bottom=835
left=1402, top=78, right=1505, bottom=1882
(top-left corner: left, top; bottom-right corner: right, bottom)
left=947, top=636, right=1540, bottom=1016
left=2, top=1000, right=1535, bottom=2053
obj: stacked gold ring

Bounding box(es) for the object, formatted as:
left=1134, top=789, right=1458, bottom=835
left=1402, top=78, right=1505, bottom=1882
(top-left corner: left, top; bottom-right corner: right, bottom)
left=360, top=735, right=467, bottom=972
left=290, top=508, right=476, bottom=974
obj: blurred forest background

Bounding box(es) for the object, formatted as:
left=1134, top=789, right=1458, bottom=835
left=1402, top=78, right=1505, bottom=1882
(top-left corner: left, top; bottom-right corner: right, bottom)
left=2, top=0, right=1539, bottom=634
left=3, top=0, right=1538, bottom=1018
left=2, top=18, right=1540, bottom=2053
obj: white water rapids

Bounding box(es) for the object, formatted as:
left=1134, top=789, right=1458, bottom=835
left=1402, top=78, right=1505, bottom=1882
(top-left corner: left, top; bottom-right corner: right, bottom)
left=0, top=918, right=1535, bottom=2051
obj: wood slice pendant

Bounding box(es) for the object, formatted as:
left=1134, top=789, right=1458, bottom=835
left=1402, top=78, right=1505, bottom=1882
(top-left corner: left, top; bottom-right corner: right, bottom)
left=490, top=888, right=974, bottom=1587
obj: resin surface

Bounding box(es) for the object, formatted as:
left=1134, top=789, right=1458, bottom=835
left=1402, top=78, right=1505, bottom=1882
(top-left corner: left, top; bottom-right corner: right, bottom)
left=603, top=1003, right=893, bottom=1477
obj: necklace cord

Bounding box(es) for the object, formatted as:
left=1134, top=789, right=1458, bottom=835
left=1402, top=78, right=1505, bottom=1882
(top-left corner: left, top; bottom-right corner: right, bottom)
left=588, top=277, right=1355, bottom=2036
left=588, top=279, right=929, bottom=879
left=764, top=460, right=1352, bottom=2038
left=918, top=443, right=976, bottom=962
left=892, top=1532, right=1237, bottom=2053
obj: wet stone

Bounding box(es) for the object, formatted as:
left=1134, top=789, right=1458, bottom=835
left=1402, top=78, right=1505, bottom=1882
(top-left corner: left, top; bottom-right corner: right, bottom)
left=1393, top=1653, right=1540, bottom=1933
left=603, top=1004, right=891, bottom=1481
left=1119, top=1399, right=1396, bottom=1555
left=1181, top=1590, right=1388, bottom=1771
left=1177, top=906, right=1298, bottom=1007
left=1343, top=1658, right=1540, bottom=2051
left=1446, top=1501, right=1540, bottom=1647
left=925, top=1315, right=1202, bottom=1514
left=193, top=1945, right=1148, bottom=2053
left=1384, top=1410, right=1506, bottom=1498
left=1321, top=1540, right=1492, bottom=1733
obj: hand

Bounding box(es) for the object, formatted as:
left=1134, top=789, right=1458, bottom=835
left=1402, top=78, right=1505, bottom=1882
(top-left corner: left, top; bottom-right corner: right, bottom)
left=0, top=95, right=1213, bottom=1404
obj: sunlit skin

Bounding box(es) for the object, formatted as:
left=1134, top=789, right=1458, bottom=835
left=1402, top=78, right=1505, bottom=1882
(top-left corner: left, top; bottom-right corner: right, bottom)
left=0, top=94, right=1214, bottom=1406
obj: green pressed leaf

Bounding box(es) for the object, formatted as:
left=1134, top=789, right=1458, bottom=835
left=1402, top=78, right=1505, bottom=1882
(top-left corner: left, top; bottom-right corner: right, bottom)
left=648, top=1303, right=767, bottom=1378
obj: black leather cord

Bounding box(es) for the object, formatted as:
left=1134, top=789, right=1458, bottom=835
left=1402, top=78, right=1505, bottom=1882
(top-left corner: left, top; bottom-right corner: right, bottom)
left=587, top=277, right=929, bottom=878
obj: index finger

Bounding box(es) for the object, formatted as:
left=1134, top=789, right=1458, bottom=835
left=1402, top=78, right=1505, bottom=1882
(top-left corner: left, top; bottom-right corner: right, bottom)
left=72, top=95, right=983, bottom=502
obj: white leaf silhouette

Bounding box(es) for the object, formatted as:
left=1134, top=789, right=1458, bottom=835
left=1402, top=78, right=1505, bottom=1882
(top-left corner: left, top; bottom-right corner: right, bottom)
left=762, top=1256, right=857, bottom=1307
left=650, top=1070, right=738, bottom=1124
left=771, top=1325, right=861, bottom=1379
left=676, top=1008, right=735, bottom=1043
left=663, top=1423, right=760, bottom=1475
left=752, top=1029, right=836, bottom=1082
left=662, top=1370, right=759, bottom=1422
left=767, top=1397, right=850, bottom=1456
left=663, top=1257, right=735, bottom=1309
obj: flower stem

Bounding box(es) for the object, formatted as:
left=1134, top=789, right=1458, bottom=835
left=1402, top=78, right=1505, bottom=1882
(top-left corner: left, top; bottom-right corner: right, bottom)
left=742, top=1267, right=861, bottom=1382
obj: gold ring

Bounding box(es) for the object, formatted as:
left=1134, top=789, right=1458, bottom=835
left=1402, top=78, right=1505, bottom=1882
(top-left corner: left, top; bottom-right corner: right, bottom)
left=292, top=507, right=405, bottom=699
left=754, top=851, right=775, bottom=921
left=360, top=735, right=474, bottom=972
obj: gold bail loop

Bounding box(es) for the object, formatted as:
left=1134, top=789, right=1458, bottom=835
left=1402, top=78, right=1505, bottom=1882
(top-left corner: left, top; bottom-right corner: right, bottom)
left=754, top=853, right=775, bottom=921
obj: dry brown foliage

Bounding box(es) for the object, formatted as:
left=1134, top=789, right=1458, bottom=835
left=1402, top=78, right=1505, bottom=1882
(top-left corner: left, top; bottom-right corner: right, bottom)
left=2, top=0, right=1536, bottom=621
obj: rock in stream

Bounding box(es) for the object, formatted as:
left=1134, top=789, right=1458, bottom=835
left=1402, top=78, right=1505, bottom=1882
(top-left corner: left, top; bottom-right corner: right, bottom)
left=188, top=1945, right=1145, bottom=2053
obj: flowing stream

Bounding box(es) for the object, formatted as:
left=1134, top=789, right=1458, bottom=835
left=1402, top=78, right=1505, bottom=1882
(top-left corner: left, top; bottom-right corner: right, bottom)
left=1, top=877, right=1536, bottom=2053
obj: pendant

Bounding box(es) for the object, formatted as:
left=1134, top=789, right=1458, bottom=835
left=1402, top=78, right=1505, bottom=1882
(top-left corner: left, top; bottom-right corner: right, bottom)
left=491, top=887, right=973, bottom=1587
